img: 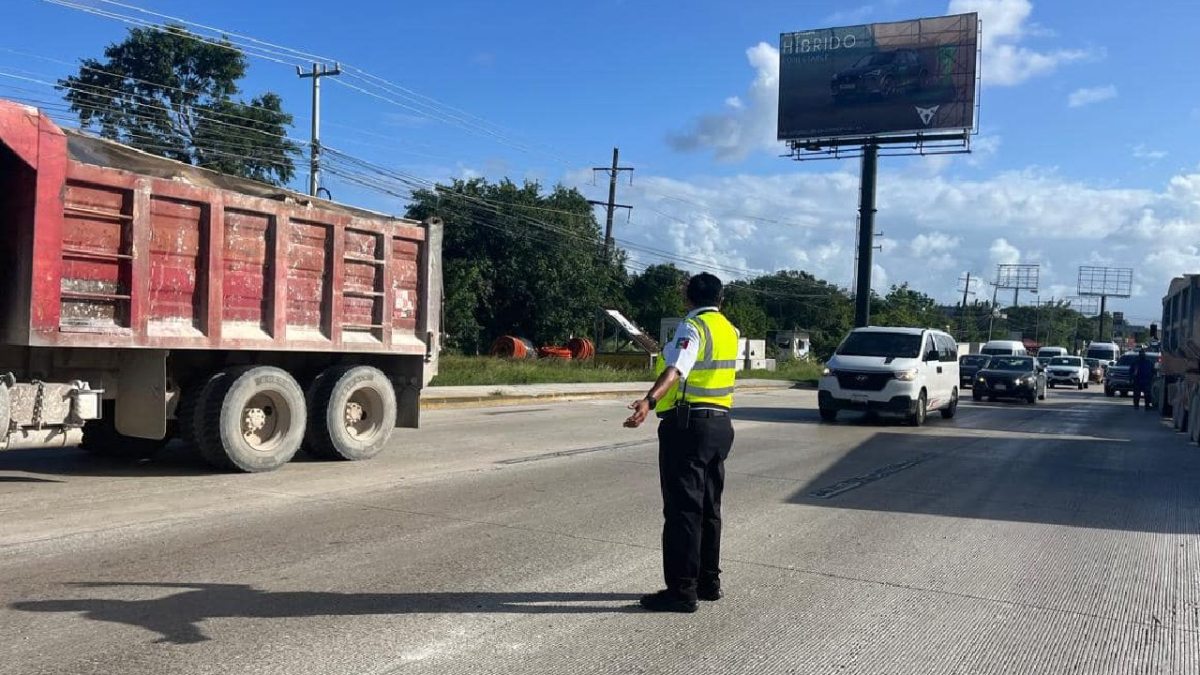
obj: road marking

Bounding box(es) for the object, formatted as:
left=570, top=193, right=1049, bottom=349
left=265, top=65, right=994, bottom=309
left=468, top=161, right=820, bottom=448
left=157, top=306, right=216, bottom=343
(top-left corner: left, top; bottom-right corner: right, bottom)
left=496, top=440, right=654, bottom=465
left=807, top=452, right=936, bottom=499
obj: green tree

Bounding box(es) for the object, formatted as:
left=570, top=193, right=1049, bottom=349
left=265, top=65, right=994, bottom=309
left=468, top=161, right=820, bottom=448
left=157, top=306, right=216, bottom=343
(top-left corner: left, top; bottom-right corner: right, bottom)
left=722, top=286, right=769, bottom=339
left=405, top=178, right=626, bottom=353
left=874, top=284, right=952, bottom=331
left=625, top=264, right=689, bottom=341
left=742, top=270, right=854, bottom=359
left=60, top=25, right=298, bottom=185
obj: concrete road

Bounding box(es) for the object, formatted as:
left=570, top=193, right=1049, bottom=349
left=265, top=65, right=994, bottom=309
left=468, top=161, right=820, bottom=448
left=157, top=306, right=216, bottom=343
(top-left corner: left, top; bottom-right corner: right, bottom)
left=1, top=386, right=1197, bottom=674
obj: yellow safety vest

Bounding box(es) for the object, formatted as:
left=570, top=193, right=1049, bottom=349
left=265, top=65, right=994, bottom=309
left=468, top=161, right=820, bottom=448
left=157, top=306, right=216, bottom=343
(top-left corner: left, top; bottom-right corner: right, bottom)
left=654, top=310, right=739, bottom=413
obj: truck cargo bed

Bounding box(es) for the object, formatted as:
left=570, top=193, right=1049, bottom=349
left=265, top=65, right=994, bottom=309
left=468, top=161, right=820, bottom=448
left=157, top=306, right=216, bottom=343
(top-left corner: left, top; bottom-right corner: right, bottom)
left=0, top=100, right=440, bottom=356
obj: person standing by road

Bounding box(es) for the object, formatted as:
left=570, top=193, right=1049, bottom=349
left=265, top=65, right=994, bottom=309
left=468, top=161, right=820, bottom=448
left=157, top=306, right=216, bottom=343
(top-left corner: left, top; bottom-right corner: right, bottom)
left=623, top=273, right=739, bottom=613
left=1131, top=347, right=1155, bottom=410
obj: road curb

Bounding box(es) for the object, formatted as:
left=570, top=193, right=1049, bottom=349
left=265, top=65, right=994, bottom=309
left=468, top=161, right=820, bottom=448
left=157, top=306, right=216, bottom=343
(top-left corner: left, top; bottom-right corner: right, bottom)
left=420, top=382, right=801, bottom=410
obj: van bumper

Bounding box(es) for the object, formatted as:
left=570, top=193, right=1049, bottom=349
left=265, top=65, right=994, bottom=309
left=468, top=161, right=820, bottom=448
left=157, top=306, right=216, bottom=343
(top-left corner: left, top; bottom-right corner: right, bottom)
left=818, top=390, right=916, bottom=414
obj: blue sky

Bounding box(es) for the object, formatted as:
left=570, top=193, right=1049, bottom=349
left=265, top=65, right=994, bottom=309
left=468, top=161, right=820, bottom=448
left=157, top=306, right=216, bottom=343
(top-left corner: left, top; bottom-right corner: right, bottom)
left=4, top=0, right=1200, bottom=326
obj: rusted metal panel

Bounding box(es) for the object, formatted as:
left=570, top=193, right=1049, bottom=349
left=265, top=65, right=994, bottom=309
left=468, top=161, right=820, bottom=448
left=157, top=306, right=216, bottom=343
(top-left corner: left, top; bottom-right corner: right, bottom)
left=59, top=178, right=132, bottom=330
left=391, top=237, right=421, bottom=332
left=285, top=219, right=332, bottom=343
left=30, top=114, right=67, bottom=334
left=146, top=194, right=205, bottom=336
left=222, top=207, right=274, bottom=340
left=0, top=101, right=439, bottom=356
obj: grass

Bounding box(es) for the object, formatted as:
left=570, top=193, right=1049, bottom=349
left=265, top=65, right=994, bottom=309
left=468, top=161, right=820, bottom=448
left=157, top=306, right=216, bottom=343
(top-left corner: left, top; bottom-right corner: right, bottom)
left=430, top=354, right=824, bottom=387
left=742, top=359, right=824, bottom=386
left=430, top=354, right=652, bottom=386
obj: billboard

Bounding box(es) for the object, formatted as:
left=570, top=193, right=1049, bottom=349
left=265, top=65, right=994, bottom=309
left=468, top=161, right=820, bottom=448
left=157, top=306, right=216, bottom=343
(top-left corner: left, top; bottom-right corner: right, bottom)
left=777, top=13, right=978, bottom=143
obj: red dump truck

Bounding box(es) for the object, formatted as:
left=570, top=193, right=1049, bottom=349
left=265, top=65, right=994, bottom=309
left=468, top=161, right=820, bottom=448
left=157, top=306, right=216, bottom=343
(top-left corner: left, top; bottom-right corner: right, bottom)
left=0, top=100, right=442, bottom=471
left=1160, top=275, right=1200, bottom=438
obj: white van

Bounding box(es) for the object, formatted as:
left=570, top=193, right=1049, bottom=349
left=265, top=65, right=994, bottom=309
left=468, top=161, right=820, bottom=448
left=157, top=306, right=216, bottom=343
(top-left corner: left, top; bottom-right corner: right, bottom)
left=818, top=327, right=960, bottom=426
left=1085, top=342, right=1121, bottom=365
left=1037, top=346, right=1068, bottom=359
left=980, top=340, right=1028, bottom=357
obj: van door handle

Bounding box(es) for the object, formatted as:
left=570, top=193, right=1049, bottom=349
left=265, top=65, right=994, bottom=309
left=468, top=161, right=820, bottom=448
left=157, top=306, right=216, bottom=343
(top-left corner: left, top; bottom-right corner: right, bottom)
left=937, top=366, right=943, bottom=374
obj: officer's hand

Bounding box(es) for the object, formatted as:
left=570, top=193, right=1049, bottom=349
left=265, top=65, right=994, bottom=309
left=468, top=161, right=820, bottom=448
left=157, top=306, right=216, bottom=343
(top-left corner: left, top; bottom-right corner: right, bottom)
left=624, top=399, right=650, bottom=428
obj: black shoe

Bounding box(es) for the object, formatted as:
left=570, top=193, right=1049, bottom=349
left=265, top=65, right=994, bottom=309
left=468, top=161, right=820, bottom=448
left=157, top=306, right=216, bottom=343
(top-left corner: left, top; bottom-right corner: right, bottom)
left=697, top=585, right=723, bottom=601
left=639, top=590, right=698, bottom=613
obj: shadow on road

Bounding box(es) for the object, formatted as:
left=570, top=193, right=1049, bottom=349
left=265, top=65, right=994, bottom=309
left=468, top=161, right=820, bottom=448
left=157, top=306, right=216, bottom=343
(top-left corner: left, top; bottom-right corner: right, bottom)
left=0, top=445, right=219, bottom=478
left=789, top=428, right=1200, bottom=534
left=11, top=582, right=643, bottom=644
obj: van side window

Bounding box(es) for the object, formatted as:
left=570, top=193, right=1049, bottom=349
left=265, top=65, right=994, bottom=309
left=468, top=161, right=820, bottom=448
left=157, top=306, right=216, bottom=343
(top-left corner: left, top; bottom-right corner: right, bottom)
left=938, top=334, right=958, bottom=362
left=923, top=334, right=936, bottom=359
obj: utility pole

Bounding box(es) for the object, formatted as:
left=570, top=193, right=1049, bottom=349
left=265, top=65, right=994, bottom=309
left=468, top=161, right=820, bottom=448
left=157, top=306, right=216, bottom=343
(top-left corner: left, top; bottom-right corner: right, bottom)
left=588, top=147, right=634, bottom=260
left=987, top=283, right=1000, bottom=340
left=854, top=143, right=879, bottom=328
left=297, top=62, right=342, bottom=197
left=957, top=272, right=974, bottom=339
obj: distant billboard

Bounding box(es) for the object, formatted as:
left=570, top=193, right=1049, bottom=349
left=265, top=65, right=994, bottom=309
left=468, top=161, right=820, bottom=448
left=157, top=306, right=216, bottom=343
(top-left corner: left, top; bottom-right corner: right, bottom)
left=777, top=13, right=978, bottom=143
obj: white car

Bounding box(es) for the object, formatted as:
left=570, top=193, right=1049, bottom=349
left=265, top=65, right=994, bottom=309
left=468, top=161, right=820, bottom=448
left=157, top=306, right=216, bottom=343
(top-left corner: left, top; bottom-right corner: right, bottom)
left=818, top=327, right=960, bottom=426
left=1045, top=356, right=1089, bottom=390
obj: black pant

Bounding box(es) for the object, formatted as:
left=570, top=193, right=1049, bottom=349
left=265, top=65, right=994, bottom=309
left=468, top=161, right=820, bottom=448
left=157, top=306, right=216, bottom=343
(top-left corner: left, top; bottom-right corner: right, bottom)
left=656, top=412, right=734, bottom=599
left=1133, top=384, right=1150, bottom=407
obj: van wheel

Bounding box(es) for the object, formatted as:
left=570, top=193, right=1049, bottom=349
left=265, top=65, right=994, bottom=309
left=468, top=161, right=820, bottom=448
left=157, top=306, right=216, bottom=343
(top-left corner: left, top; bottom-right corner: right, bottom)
left=907, top=391, right=927, bottom=427
left=197, top=366, right=306, bottom=472
left=305, top=366, right=397, bottom=461
left=1048, top=382, right=1055, bottom=389
left=818, top=407, right=837, bottom=423
left=1077, top=382, right=1084, bottom=390
left=1105, top=387, right=1115, bottom=397
left=972, top=390, right=983, bottom=402
left=940, top=389, right=958, bottom=419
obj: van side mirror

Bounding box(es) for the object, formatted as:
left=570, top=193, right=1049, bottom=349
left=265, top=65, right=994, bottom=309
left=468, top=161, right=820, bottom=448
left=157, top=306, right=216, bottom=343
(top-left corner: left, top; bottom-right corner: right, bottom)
left=925, top=349, right=940, bottom=362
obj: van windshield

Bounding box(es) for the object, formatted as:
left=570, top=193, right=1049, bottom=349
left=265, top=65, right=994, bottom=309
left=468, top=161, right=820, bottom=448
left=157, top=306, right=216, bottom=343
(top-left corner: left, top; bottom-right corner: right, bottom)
left=1050, top=357, right=1082, bottom=366
left=836, top=332, right=922, bottom=358
left=1087, top=347, right=1116, bottom=359
left=981, top=347, right=1015, bottom=355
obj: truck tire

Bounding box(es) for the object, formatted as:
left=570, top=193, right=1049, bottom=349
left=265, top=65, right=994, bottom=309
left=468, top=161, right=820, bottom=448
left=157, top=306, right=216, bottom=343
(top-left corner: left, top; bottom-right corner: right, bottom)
left=174, top=379, right=210, bottom=448
left=305, top=366, right=397, bottom=461
left=1105, top=387, right=1115, bottom=397
left=197, top=366, right=306, bottom=472
left=0, top=381, right=9, bottom=441
left=80, top=401, right=168, bottom=460
left=1174, top=386, right=1187, bottom=431
left=1191, top=393, right=1200, bottom=444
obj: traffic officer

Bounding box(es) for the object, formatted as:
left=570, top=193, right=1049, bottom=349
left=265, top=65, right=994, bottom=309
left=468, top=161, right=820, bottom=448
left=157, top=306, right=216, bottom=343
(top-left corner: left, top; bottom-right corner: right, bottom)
left=624, top=272, right=739, bottom=613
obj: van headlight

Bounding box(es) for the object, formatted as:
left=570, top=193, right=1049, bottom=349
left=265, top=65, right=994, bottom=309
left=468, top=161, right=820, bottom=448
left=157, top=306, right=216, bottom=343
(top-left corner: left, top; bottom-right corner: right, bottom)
left=894, top=369, right=919, bottom=381
left=822, top=366, right=834, bottom=377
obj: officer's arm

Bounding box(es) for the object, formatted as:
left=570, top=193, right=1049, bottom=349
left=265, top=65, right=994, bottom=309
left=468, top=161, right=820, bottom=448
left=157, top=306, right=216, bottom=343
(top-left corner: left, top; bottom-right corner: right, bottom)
left=623, top=368, right=680, bottom=428
left=644, top=367, right=682, bottom=403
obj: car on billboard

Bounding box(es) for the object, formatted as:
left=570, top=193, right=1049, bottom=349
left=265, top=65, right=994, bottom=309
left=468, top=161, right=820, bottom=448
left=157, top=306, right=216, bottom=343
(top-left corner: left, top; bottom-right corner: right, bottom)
left=831, top=49, right=927, bottom=104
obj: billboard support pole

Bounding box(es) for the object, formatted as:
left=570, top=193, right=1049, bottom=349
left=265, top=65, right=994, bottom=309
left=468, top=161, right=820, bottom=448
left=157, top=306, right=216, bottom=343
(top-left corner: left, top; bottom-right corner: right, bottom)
left=854, top=142, right=878, bottom=328
left=1099, top=295, right=1108, bottom=342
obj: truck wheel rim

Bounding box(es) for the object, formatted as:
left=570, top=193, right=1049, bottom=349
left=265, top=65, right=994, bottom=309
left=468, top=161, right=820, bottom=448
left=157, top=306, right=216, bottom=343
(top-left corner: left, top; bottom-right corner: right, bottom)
left=344, top=386, right=384, bottom=442
left=242, top=392, right=290, bottom=452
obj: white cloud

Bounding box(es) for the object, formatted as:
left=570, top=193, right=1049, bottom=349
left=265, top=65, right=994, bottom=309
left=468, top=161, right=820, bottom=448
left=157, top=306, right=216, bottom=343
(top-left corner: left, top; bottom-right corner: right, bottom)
left=948, top=0, right=1097, bottom=86
left=668, top=42, right=780, bottom=161
left=582, top=165, right=1200, bottom=321
left=1067, top=85, right=1117, bottom=108
left=1132, top=144, right=1168, bottom=161
left=989, top=238, right=1022, bottom=265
